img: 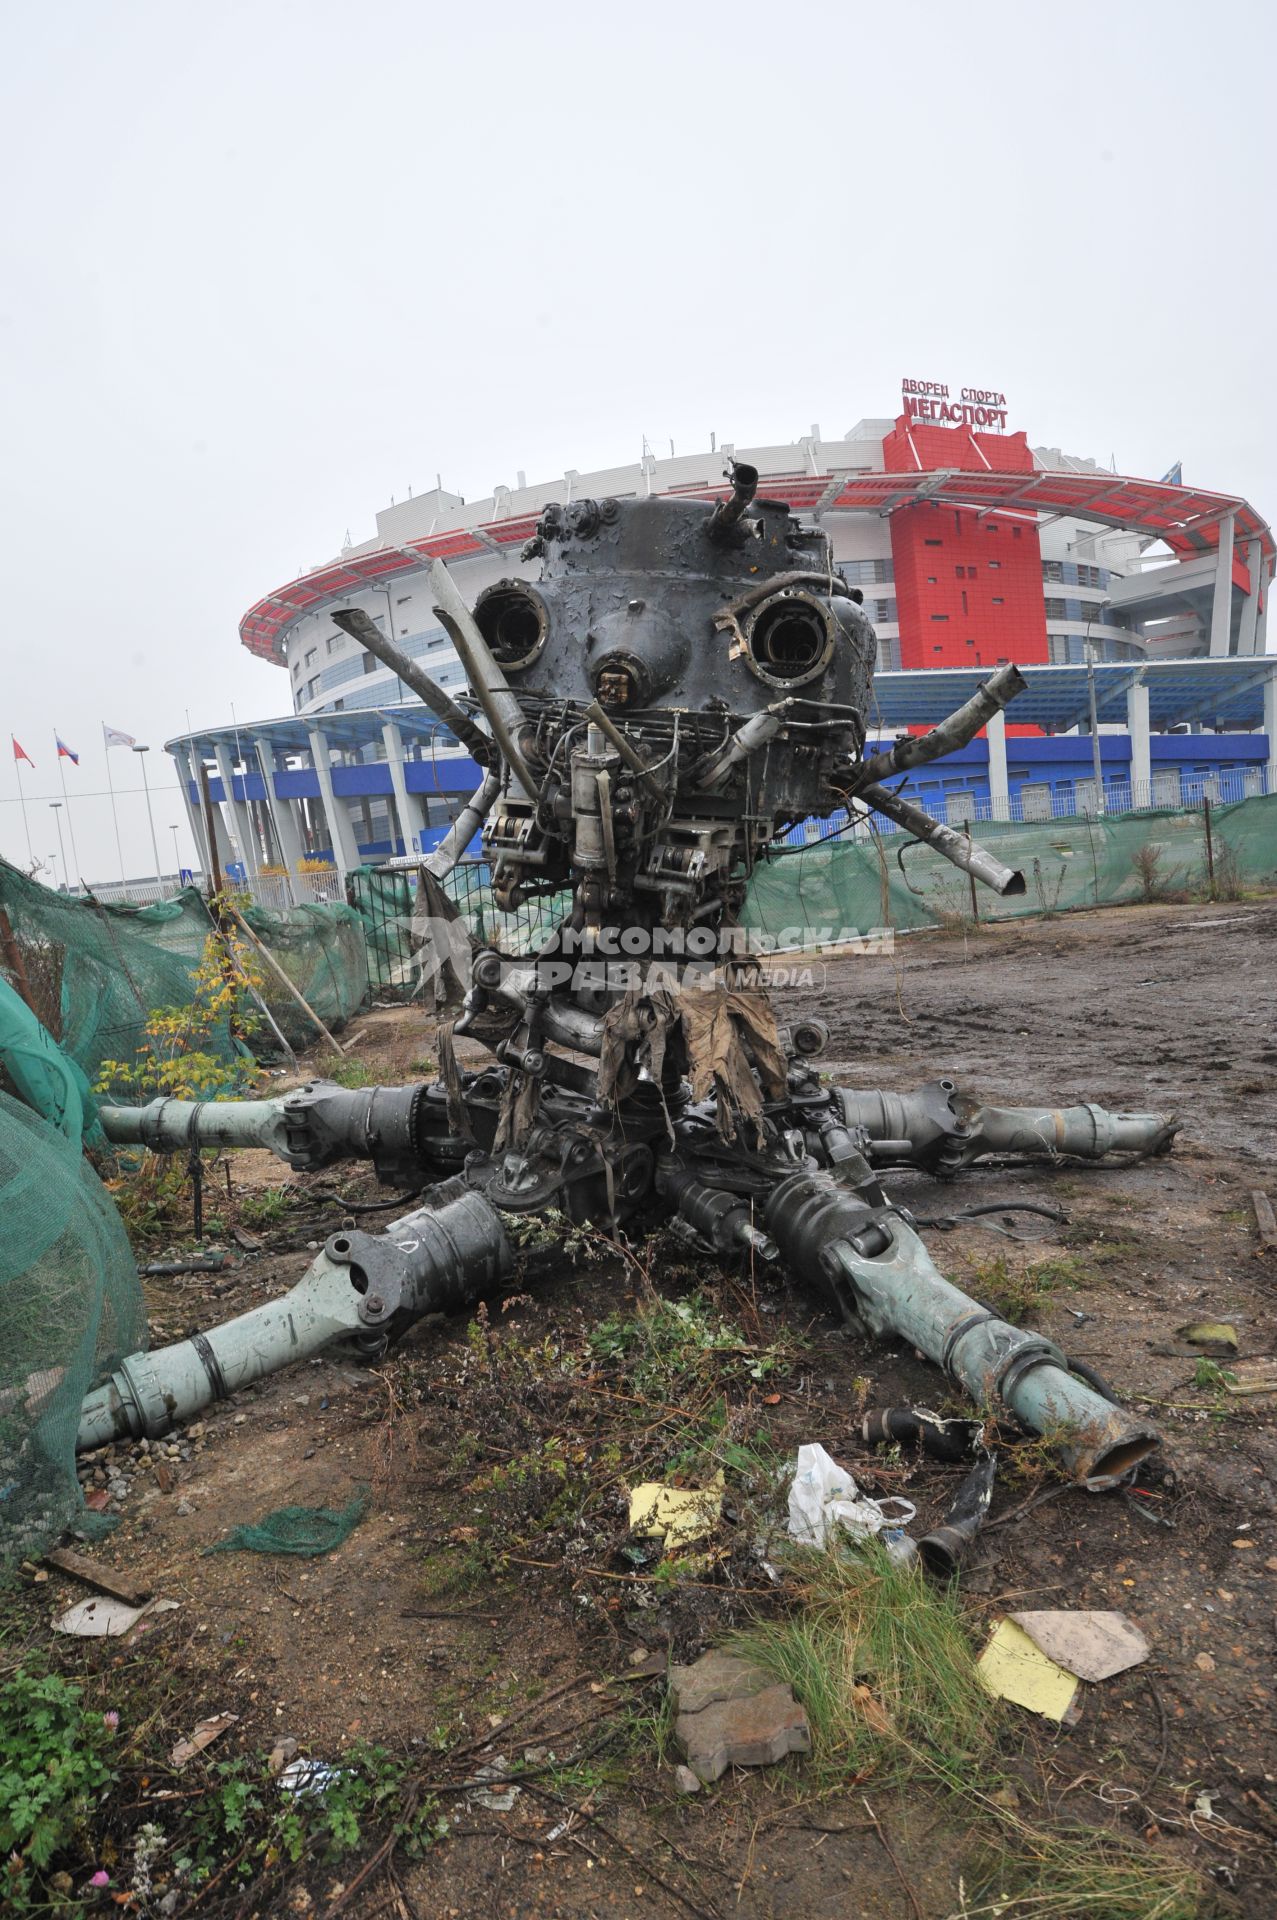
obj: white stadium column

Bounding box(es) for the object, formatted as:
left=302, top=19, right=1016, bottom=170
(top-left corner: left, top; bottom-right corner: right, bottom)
left=1238, top=539, right=1264, bottom=656
left=255, top=740, right=304, bottom=901
left=1209, top=513, right=1235, bottom=656
left=381, top=721, right=429, bottom=857
left=1126, top=675, right=1151, bottom=809
left=173, top=745, right=213, bottom=879
left=213, top=742, right=260, bottom=881
left=205, top=786, right=237, bottom=879
left=1257, top=562, right=1270, bottom=655
left=986, top=707, right=1010, bottom=819
left=307, top=729, right=362, bottom=880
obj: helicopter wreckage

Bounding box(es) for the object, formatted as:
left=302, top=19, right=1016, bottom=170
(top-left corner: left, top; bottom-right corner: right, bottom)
left=87, top=466, right=1174, bottom=1492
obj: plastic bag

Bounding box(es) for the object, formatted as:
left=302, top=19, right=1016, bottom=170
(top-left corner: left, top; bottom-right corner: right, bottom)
left=786, top=1443, right=915, bottom=1549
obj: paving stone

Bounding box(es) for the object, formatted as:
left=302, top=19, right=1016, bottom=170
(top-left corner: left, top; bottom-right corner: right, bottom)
left=668, top=1651, right=771, bottom=1716
left=674, top=1675, right=810, bottom=1784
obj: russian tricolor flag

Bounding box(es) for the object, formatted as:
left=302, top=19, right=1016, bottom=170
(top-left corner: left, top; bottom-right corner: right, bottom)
left=56, top=736, right=79, bottom=765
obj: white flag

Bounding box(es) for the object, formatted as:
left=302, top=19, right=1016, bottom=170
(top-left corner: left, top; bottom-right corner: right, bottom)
left=103, top=724, right=136, bottom=749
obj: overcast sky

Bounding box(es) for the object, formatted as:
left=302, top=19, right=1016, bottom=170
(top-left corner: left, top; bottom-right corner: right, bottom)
left=2, top=0, right=1274, bottom=883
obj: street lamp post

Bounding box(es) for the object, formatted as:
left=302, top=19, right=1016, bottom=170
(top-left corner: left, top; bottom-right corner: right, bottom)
left=49, top=803, right=68, bottom=890
left=169, top=824, right=182, bottom=878
left=133, top=745, right=163, bottom=889
left=1084, top=643, right=1106, bottom=818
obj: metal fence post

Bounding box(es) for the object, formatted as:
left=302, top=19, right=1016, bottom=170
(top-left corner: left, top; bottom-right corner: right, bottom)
left=963, top=819, right=980, bottom=924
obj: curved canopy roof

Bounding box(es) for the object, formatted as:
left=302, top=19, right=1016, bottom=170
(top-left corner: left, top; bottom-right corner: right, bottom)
left=240, top=470, right=1273, bottom=666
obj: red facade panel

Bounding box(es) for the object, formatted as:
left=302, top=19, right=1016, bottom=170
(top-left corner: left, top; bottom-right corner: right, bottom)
left=883, top=415, right=1048, bottom=674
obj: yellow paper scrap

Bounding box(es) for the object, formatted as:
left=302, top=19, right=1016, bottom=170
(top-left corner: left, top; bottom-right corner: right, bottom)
left=977, top=1618, right=1079, bottom=1722
left=628, top=1474, right=724, bottom=1553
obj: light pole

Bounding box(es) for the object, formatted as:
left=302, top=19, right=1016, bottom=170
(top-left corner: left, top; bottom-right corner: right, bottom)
left=49, top=803, right=68, bottom=890
left=1084, top=636, right=1106, bottom=818
left=47, top=852, right=59, bottom=890
left=133, top=745, right=163, bottom=888
left=169, top=824, right=182, bottom=877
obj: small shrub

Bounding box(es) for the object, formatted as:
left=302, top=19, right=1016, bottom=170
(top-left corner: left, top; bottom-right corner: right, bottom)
left=95, top=914, right=265, bottom=1102
left=0, top=1667, right=116, bottom=1909
left=1210, top=838, right=1247, bottom=902
left=1031, top=856, right=1066, bottom=918
left=106, top=1151, right=193, bottom=1243
left=1132, top=842, right=1182, bottom=904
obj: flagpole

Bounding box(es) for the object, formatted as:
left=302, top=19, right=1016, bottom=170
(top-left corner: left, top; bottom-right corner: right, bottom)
left=54, top=730, right=83, bottom=889
left=103, top=730, right=128, bottom=897
left=13, top=754, right=34, bottom=868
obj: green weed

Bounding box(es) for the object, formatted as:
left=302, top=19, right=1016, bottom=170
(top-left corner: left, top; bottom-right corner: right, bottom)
left=0, top=1667, right=116, bottom=1909
left=239, top=1185, right=293, bottom=1227
left=588, top=1293, right=797, bottom=1400
left=1192, top=1356, right=1241, bottom=1418
left=153, top=1742, right=445, bottom=1903
left=325, top=1056, right=375, bottom=1089
left=1089, top=1239, right=1141, bottom=1270
left=966, top=1254, right=1062, bottom=1325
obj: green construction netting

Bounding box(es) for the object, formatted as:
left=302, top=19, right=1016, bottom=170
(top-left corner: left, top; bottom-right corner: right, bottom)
left=0, top=862, right=369, bottom=1084
left=203, top=1490, right=369, bottom=1557
left=240, top=898, right=369, bottom=1048
left=0, top=866, right=233, bottom=1090
left=0, top=1089, right=145, bottom=1563
left=0, top=974, right=99, bottom=1145
left=350, top=863, right=570, bottom=993
left=739, top=794, right=1277, bottom=946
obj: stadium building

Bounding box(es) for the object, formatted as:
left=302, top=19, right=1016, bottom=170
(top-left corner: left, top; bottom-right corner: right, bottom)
left=169, top=388, right=1276, bottom=886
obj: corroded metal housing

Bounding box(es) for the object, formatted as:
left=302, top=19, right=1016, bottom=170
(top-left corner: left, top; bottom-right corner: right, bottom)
left=473, top=487, right=876, bottom=923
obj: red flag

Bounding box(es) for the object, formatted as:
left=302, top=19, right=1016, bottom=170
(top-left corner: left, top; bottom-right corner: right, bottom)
left=11, top=737, right=33, bottom=767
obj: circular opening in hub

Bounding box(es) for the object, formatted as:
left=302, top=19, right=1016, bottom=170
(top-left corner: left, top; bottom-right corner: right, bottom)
left=745, top=595, right=833, bottom=686
left=331, top=1235, right=351, bottom=1255
left=474, top=585, right=547, bottom=669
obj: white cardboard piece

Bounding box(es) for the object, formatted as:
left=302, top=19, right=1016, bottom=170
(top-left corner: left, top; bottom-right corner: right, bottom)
left=1009, top=1609, right=1150, bottom=1683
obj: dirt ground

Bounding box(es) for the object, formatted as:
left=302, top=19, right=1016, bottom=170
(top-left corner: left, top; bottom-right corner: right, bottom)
left=34, top=898, right=1277, bottom=1918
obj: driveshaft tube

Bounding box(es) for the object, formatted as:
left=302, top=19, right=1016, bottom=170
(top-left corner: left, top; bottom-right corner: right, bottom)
left=765, top=1169, right=1159, bottom=1488
left=77, top=1190, right=512, bottom=1449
